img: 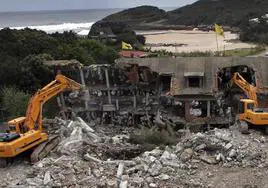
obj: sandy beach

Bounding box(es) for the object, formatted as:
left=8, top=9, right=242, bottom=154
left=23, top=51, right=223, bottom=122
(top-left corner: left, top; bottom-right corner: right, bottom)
left=144, top=30, right=255, bottom=53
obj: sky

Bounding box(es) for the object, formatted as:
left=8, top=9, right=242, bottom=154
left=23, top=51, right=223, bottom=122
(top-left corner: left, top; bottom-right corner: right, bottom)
left=0, top=0, right=198, bottom=12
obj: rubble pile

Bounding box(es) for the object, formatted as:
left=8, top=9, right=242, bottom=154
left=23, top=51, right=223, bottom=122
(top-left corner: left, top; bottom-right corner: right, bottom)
left=2, top=120, right=268, bottom=187
left=178, top=127, right=267, bottom=167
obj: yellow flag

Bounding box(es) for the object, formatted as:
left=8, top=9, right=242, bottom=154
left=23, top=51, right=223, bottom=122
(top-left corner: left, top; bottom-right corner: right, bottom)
left=215, top=24, right=225, bottom=38
left=121, top=41, right=133, bottom=50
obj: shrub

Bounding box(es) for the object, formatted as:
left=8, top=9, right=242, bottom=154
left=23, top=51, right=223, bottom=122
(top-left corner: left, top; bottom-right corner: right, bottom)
left=129, top=126, right=180, bottom=148
left=1, top=87, right=30, bottom=120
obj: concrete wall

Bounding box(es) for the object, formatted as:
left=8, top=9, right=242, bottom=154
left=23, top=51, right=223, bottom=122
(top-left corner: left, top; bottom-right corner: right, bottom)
left=117, top=57, right=268, bottom=95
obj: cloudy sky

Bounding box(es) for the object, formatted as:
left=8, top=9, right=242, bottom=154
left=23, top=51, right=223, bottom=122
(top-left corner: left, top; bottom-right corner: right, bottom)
left=0, top=0, right=198, bottom=12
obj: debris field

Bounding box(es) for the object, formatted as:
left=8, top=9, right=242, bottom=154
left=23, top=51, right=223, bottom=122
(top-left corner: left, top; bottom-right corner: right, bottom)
left=1, top=116, right=268, bottom=188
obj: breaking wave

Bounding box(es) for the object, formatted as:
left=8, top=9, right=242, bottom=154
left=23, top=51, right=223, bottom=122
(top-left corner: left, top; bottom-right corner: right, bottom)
left=0, top=22, right=94, bottom=35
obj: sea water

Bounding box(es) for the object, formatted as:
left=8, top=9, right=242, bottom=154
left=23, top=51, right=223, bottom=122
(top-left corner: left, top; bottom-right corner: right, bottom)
left=0, top=9, right=123, bottom=35
left=0, top=7, right=175, bottom=36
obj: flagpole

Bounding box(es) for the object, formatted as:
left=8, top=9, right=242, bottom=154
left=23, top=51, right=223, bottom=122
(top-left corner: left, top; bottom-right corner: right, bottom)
left=215, top=24, right=225, bottom=56
left=223, top=42, right=225, bottom=56
left=215, top=32, right=219, bottom=54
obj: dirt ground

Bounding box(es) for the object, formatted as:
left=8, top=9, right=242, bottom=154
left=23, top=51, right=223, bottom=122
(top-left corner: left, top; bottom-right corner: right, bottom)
left=144, top=30, right=255, bottom=53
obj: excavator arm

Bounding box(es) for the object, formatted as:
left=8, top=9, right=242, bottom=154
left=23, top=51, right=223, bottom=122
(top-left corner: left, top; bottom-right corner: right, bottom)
left=229, top=72, right=258, bottom=105
left=24, top=74, right=82, bottom=131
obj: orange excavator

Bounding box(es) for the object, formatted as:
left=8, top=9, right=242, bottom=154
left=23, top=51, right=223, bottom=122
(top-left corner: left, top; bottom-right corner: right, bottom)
left=229, top=72, right=268, bottom=133
left=0, top=74, right=81, bottom=167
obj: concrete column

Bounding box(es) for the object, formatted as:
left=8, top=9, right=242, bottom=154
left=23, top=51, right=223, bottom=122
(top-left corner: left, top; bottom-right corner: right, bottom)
left=79, top=66, right=90, bottom=121
left=207, top=100, right=211, bottom=117
left=104, top=68, right=112, bottom=104
left=133, top=95, right=137, bottom=109
left=57, top=97, right=67, bottom=120
left=145, top=92, right=149, bottom=105
left=206, top=100, right=211, bottom=130
left=60, top=93, right=67, bottom=119
left=116, top=99, right=119, bottom=111
left=186, top=78, right=189, bottom=88
left=199, top=77, right=203, bottom=87
left=60, top=93, right=66, bottom=108
left=184, top=101, right=191, bottom=122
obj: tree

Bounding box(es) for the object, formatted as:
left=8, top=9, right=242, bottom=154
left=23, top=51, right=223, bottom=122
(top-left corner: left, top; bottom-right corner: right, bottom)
left=240, top=16, right=268, bottom=44
left=0, top=54, right=21, bottom=88
left=137, top=35, right=146, bottom=45
left=1, top=87, right=30, bottom=120
left=78, top=39, right=119, bottom=64
left=50, top=31, right=78, bottom=44
left=19, top=54, right=54, bottom=92
left=0, top=28, right=57, bottom=59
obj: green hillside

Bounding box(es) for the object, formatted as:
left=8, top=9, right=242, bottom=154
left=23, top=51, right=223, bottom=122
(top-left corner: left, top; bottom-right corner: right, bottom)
left=103, top=6, right=167, bottom=24
left=101, top=1, right=268, bottom=28
left=168, top=0, right=268, bottom=26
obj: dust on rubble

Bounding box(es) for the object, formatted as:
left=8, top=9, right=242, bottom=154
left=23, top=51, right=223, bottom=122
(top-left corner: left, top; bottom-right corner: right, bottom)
left=1, top=118, right=268, bottom=188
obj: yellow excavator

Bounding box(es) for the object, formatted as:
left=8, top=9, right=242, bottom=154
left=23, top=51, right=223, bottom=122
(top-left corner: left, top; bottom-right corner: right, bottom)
left=229, top=72, right=268, bottom=133
left=0, top=74, right=81, bottom=167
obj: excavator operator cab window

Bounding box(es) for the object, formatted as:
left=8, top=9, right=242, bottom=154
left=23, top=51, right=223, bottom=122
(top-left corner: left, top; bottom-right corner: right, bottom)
left=238, top=101, right=245, bottom=114
left=8, top=124, right=17, bottom=133
left=247, top=103, right=254, bottom=111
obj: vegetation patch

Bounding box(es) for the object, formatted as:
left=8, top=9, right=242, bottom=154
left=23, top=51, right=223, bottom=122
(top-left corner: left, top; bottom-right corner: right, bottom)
left=223, top=46, right=265, bottom=57
left=176, top=51, right=214, bottom=57
left=129, top=126, right=181, bottom=149
left=1, top=87, right=30, bottom=120
left=149, top=45, right=265, bottom=58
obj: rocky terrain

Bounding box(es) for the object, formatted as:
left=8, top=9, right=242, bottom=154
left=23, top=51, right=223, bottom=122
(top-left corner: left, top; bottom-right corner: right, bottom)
left=1, top=116, right=268, bottom=188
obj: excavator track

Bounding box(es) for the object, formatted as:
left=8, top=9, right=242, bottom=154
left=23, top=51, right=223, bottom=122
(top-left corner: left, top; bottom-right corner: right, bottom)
left=0, top=158, right=7, bottom=168
left=31, top=135, right=60, bottom=163
left=239, top=120, right=249, bottom=134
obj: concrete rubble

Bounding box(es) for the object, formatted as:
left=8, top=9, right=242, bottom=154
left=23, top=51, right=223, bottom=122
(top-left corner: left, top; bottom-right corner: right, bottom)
left=2, top=117, right=268, bottom=188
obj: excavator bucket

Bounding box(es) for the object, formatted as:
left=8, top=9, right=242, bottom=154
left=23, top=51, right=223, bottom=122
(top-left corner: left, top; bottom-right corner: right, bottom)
left=31, top=135, right=60, bottom=163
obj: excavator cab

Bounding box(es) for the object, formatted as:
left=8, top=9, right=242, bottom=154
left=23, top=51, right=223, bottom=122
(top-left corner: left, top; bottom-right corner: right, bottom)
left=0, top=118, right=26, bottom=143
left=0, top=118, right=25, bottom=143
left=238, top=99, right=255, bottom=120
left=238, top=99, right=255, bottom=113
left=8, top=117, right=26, bottom=134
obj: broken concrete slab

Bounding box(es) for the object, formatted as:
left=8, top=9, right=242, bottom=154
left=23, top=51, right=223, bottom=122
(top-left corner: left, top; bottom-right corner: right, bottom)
left=77, top=117, right=95, bottom=133
left=43, top=171, right=51, bottom=185
left=200, top=155, right=218, bottom=165
left=180, top=148, right=194, bottom=162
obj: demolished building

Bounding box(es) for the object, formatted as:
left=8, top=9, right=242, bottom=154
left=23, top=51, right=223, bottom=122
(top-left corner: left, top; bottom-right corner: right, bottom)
left=113, top=57, right=268, bottom=128
left=44, top=57, right=268, bottom=130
